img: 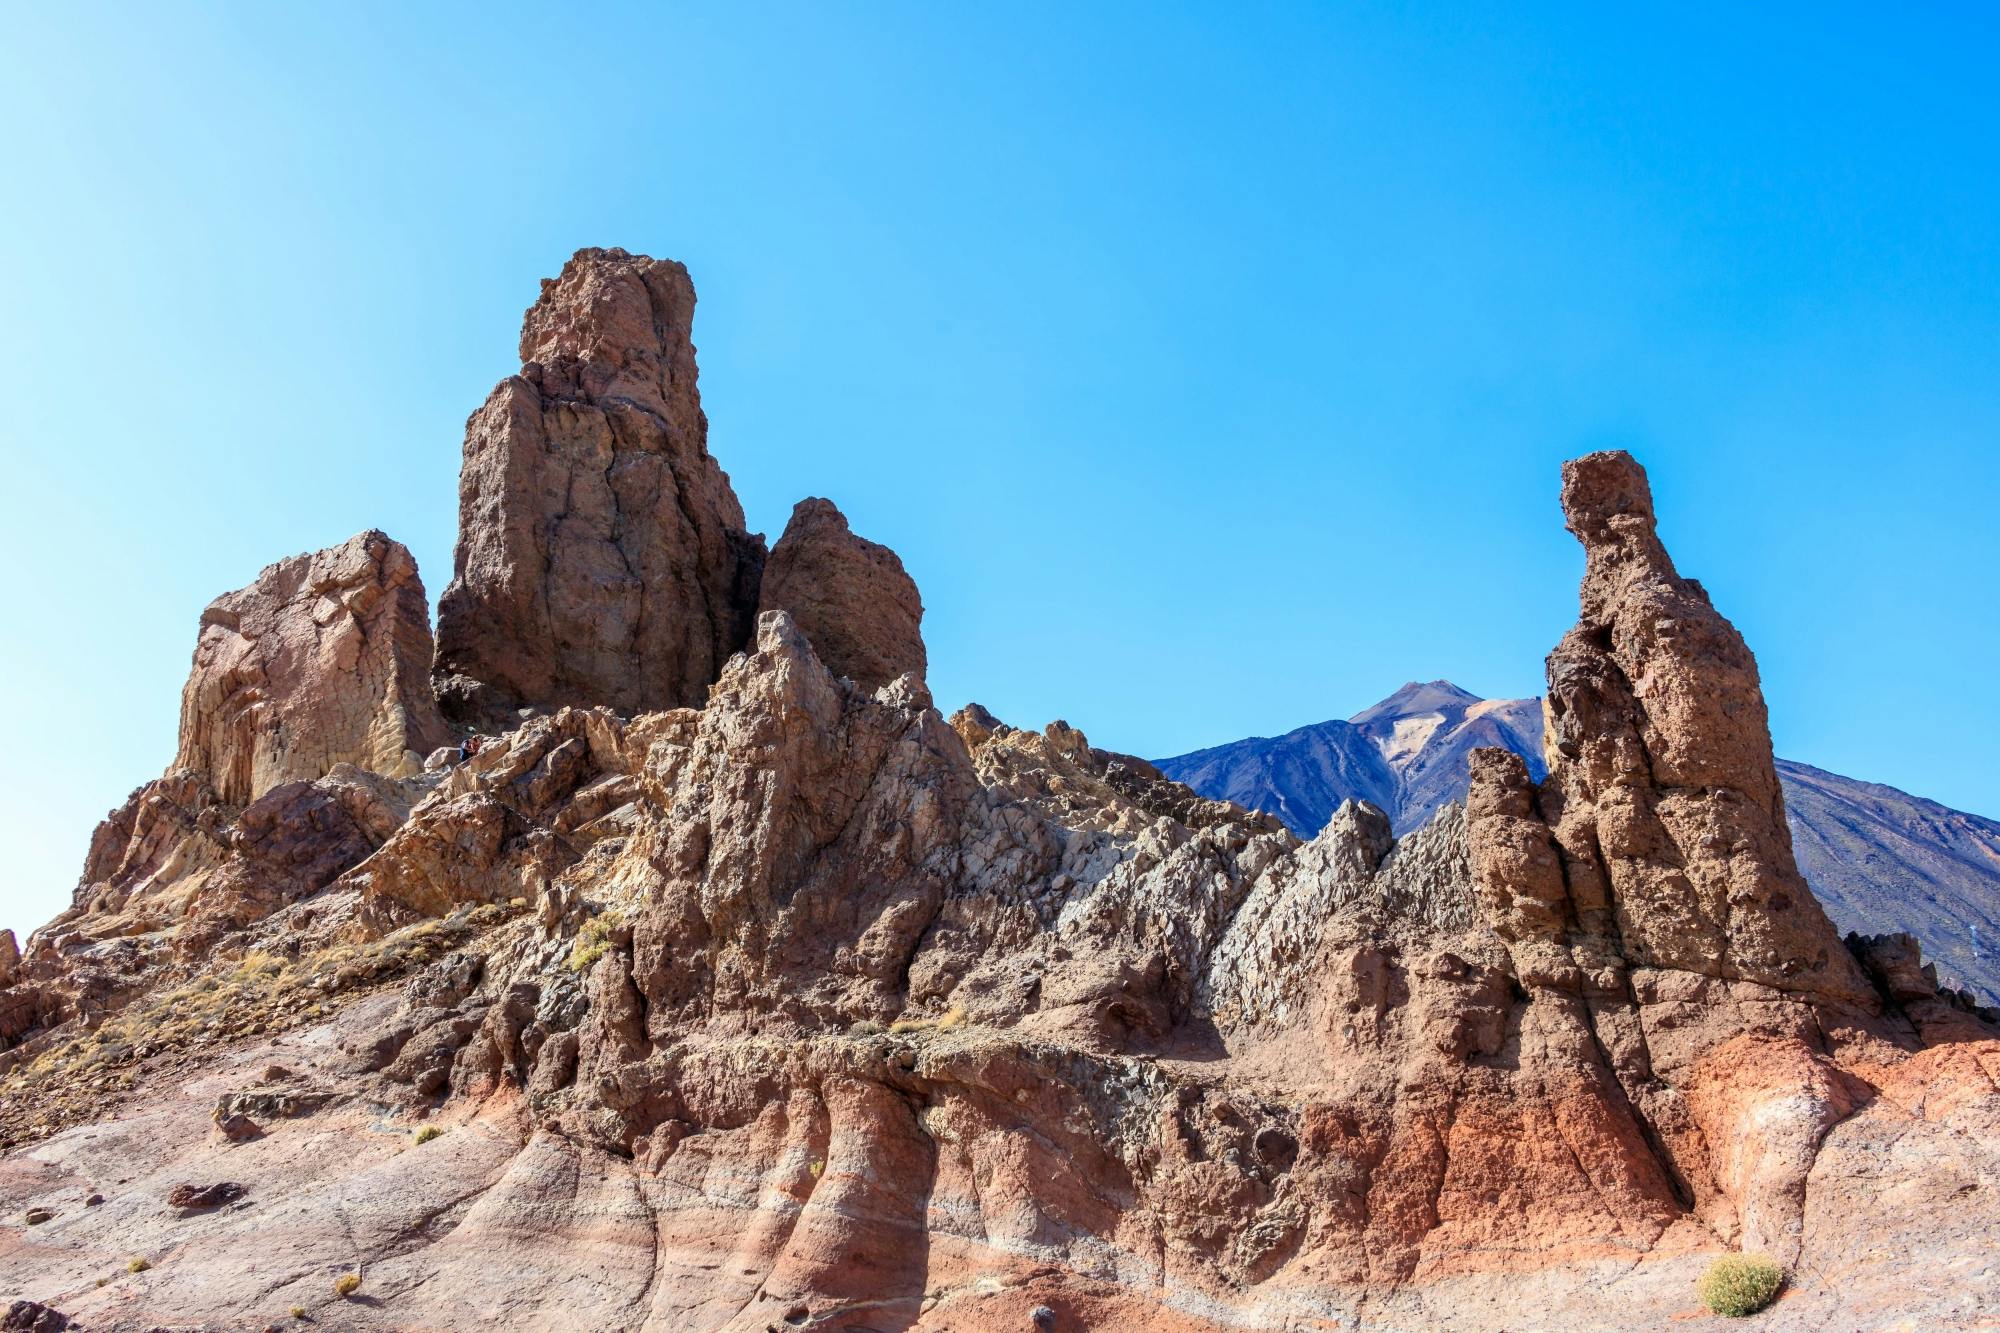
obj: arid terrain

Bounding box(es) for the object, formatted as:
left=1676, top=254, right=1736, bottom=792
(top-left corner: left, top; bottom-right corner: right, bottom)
left=1, top=249, right=1994, bottom=1332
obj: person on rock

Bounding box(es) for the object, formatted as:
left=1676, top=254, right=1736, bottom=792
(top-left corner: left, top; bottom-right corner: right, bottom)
left=455, top=734, right=482, bottom=767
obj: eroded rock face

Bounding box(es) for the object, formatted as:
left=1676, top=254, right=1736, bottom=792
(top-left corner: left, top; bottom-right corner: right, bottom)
left=1529, top=452, right=1873, bottom=1003
left=1461, top=449, right=1931, bottom=1268
left=433, top=248, right=766, bottom=725
left=756, top=497, right=927, bottom=691
left=175, top=530, right=446, bottom=807
left=3, top=266, right=1995, bottom=1332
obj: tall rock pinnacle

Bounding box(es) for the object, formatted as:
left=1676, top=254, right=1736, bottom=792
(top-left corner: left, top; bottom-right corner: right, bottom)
left=1469, top=450, right=1871, bottom=1002
left=175, top=529, right=446, bottom=806
left=433, top=248, right=766, bottom=724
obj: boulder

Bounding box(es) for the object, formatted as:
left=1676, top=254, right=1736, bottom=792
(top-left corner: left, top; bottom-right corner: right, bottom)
left=757, top=497, right=926, bottom=692
left=175, top=530, right=447, bottom=806
left=165, top=1181, right=246, bottom=1211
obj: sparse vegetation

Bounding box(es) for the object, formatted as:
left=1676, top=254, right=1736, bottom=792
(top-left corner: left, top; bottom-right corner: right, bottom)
left=290, top=1306, right=307, bottom=1320
left=127, top=1256, right=152, bottom=1274
left=890, top=1003, right=968, bottom=1035
left=334, top=1272, right=362, bottom=1298
left=1697, top=1253, right=1783, bottom=1317
left=567, top=907, right=625, bottom=972
left=414, top=1125, right=445, bottom=1145
left=0, top=903, right=514, bottom=1148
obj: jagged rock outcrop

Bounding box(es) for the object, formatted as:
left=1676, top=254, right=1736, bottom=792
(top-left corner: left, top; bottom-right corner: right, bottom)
left=1163, top=685, right=2000, bottom=1007
left=1529, top=451, right=1873, bottom=1003
left=3, top=260, right=1995, bottom=1333
left=1461, top=449, right=1953, bottom=1269
left=756, top=496, right=927, bottom=691
left=433, top=248, right=766, bottom=725
left=175, top=529, right=446, bottom=806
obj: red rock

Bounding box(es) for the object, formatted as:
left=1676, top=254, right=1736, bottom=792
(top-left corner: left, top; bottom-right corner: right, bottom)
left=757, top=497, right=927, bottom=692
left=165, top=1181, right=246, bottom=1210
left=176, top=530, right=447, bottom=807
left=433, top=248, right=765, bottom=725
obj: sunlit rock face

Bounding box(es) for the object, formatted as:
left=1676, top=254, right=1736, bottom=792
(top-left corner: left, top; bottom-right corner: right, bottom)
left=433, top=247, right=766, bottom=727
left=1, top=263, right=1994, bottom=1333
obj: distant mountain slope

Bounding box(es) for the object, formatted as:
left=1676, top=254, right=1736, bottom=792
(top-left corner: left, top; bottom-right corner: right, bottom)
left=1778, top=759, right=2000, bottom=1006
left=1158, top=681, right=2000, bottom=1004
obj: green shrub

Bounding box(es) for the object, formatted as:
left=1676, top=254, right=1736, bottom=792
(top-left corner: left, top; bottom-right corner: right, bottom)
left=414, top=1125, right=444, bottom=1145
left=1697, top=1253, right=1783, bottom=1317
left=567, top=908, right=624, bottom=972
left=127, top=1256, right=152, bottom=1273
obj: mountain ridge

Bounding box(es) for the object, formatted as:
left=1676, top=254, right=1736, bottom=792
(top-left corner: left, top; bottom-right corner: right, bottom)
left=1158, top=680, right=2000, bottom=1004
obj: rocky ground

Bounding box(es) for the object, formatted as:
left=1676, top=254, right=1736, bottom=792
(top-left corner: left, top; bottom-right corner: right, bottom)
left=1, top=249, right=1995, bottom=1332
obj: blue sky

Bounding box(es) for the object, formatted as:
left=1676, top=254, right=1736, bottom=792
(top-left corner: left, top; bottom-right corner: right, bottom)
left=2, top=3, right=1996, bottom=938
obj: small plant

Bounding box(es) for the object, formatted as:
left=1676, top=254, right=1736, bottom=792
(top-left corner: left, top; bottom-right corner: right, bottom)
left=889, top=1003, right=968, bottom=1035
left=334, top=1271, right=362, bottom=1297
left=1697, top=1253, right=1784, bottom=1317
left=290, top=1306, right=307, bottom=1320
left=567, top=908, right=625, bottom=972
left=414, top=1125, right=444, bottom=1145
left=127, top=1256, right=152, bottom=1273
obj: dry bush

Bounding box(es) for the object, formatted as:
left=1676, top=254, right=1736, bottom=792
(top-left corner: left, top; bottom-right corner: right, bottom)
left=1697, top=1253, right=1783, bottom=1317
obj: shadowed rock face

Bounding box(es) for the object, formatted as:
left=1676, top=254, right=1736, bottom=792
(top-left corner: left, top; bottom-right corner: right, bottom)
left=175, top=529, right=446, bottom=807
left=2, top=266, right=1995, bottom=1331
left=757, top=497, right=927, bottom=692
left=433, top=248, right=766, bottom=726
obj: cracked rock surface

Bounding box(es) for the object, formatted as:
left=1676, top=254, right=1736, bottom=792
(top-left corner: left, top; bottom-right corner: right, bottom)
left=1, top=259, right=1995, bottom=1332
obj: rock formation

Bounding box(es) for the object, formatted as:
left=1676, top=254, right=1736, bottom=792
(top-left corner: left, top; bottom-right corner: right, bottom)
left=757, top=497, right=928, bottom=691
left=1160, top=685, right=2000, bottom=1006
left=1, top=261, right=1994, bottom=1332
left=432, top=247, right=766, bottom=726
left=175, top=529, right=446, bottom=806
left=1528, top=451, right=1872, bottom=1002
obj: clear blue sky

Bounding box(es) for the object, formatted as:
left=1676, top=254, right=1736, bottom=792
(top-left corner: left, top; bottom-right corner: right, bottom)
left=3, top=3, right=1996, bottom=939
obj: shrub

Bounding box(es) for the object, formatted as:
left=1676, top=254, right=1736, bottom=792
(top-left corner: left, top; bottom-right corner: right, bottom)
left=1697, top=1253, right=1783, bottom=1317
left=290, top=1306, right=306, bottom=1319
left=567, top=909, right=625, bottom=972
left=890, top=1003, right=968, bottom=1035
left=414, top=1125, right=444, bottom=1145
left=334, top=1272, right=362, bottom=1297
left=127, top=1256, right=152, bottom=1273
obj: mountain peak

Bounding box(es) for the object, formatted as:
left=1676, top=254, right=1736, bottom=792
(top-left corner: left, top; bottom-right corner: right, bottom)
left=1349, top=679, right=1482, bottom=725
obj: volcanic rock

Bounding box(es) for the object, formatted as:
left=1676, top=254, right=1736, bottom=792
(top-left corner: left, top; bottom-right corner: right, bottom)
left=212, top=1110, right=262, bottom=1143
left=433, top=247, right=766, bottom=725
left=1, top=1303, right=69, bottom=1333
left=757, top=496, right=927, bottom=692
left=175, top=529, right=447, bottom=807
left=1523, top=451, right=1870, bottom=1002
left=166, top=1180, right=246, bottom=1211
left=2, top=259, right=1995, bottom=1333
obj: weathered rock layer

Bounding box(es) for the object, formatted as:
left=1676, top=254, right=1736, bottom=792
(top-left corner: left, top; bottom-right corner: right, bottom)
left=1, top=262, right=1993, bottom=1332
